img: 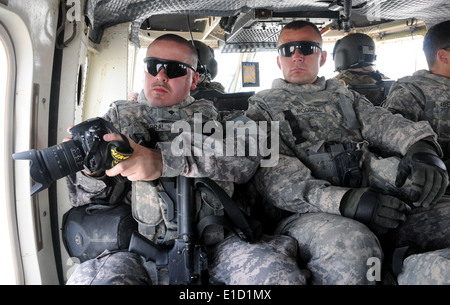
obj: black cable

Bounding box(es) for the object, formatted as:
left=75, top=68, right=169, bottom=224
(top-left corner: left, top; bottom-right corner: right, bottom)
left=186, top=14, right=207, bottom=86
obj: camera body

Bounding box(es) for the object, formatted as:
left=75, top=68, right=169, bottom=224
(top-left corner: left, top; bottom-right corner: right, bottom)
left=13, top=117, right=132, bottom=196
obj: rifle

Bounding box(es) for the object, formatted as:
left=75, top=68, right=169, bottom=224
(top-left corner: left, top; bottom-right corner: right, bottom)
left=128, top=175, right=209, bottom=285
left=128, top=176, right=262, bottom=285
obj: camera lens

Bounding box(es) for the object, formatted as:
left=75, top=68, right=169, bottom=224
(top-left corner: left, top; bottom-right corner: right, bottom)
left=42, top=140, right=86, bottom=181
left=13, top=140, right=85, bottom=195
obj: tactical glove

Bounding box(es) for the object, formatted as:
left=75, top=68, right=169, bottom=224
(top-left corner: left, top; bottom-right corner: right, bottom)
left=395, top=140, right=448, bottom=207
left=340, top=188, right=408, bottom=235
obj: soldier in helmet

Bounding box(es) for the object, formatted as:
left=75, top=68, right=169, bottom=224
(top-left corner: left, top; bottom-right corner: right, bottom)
left=382, top=20, right=450, bottom=285
left=65, top=34, right=307, bottom=285
left=191, top=40, right=226, bottom=94
left=333, top=33, right=390, bottom=106
left=245, top=20, right=449, bottom=284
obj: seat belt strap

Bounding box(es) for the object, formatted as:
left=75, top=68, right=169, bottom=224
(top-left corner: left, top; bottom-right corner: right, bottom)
left=283, top=110, right=306, bottom=144
left=338, top=95, right=361, bottom=129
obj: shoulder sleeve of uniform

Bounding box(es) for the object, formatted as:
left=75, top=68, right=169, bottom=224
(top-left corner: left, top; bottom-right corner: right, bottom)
left=383, top=82, right=424, bottom=121
left=254, top=154, right=349, bottom=214
left=103, top=100, right=142, bottom=131
left=246, top=93, right=274, bottom=122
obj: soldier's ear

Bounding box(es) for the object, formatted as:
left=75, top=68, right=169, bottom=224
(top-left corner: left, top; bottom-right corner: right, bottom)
left=436, top=49, right=448, bottom=65
left=319, top=50, right=327, bottom=67
left=190, top=71, right=199, bottom=90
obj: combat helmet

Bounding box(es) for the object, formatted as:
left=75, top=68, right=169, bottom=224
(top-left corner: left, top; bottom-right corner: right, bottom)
left=193, top=40, right=218, bottom=80
left=333, top=33, right=377, bottom=71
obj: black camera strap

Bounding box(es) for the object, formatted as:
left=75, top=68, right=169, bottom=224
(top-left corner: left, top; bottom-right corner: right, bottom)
left=101, top=118, right=134, bottom=162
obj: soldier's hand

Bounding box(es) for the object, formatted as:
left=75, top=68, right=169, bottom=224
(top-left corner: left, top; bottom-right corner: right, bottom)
left=104, top=133, right=163, bottom=181
left=395, top=141, right=448, bottom=207
left=64, top=125, right=100, bottom=176
left=340, top=188, right=408, bottom=235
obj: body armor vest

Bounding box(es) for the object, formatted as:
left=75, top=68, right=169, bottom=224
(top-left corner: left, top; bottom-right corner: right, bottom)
left=395, top=72, right=450, bottom=160
left=251, top=78, right=366, bottom=186
left=110, top=97, right=227, bottom=247
left=335, top=70, right=390, bottom=106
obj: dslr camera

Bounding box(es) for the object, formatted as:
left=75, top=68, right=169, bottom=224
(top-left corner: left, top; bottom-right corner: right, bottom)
left=13, top=117, right=133, bottom=196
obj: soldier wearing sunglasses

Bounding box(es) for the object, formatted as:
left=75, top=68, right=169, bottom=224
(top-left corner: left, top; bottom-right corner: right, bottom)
left=66, top=34, right=306, bottom=285
left=245, top=20, right=449, bottom=284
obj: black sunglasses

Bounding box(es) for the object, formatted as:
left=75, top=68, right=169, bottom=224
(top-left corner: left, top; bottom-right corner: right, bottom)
left=278, top=41, right=322, bottom=57
left=143, top=57, right=196, bottom=79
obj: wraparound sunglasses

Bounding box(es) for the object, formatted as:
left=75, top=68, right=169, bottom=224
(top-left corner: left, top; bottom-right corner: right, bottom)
left=144, top=57, right=196, bottom=79
left=278, top=41, right=322, bottom=57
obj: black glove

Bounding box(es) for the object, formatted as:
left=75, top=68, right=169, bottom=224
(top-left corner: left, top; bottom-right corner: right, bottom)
left=395, top=140, right=448, bottom=207
left=340, top=188, right=408, bottom=235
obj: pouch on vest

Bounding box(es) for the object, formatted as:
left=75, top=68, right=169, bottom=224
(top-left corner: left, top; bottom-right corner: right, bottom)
left=62, top=203, right=137, bottom=263
left=306, top=141, right=364, bottom=188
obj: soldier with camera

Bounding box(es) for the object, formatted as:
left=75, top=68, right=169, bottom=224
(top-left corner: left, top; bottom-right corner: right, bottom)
left=61, top=34, right=306, bottom=285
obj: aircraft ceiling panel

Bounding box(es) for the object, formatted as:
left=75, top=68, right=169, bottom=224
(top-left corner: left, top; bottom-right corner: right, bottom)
left=84, top=0, right=450, bottom=47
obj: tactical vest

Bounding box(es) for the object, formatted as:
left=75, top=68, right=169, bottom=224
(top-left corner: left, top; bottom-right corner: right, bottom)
left=394, top=72, right=450, bottom=160
left=335, top=70, right=389, bottom=106
left=109, top=98, right=228, bottom=247
left=251, top=78, right=367, bottom=187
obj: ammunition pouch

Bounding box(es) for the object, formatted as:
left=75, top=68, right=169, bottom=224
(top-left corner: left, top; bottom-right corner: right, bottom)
left=306, top=141, right=364, bottom=188
left=335, top=149, right=363, bottom=187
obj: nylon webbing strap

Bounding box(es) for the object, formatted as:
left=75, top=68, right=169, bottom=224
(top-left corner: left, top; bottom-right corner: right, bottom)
left=283, top=110, right=306, bottom=145
left=158, top=178, right=177, bottom=222
left=354, top=190, right=378, bottom=226
left=158, top=176, right=262, bottom=243
left=338, top=96, right=361, bottom=129
left=194, top=178, right=262, bottom=243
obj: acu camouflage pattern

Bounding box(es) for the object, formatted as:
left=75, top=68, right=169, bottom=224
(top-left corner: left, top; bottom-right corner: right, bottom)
left=335, top=69, right=389, bottom=85
left=380, top=69, right=450, bottom=260
left=245, top=76, right=444, bottom=284
left=66, top=250, right=151, bottom=285
left=382, top=69, right=450, bottom=166
left=209, top=234, right=308, bottom=285
left=65, top=93, right=304, bottom=285
left=397, top=247, right=450, bottom=285
left=101, top=94, right=258, bottom=248
left=334, top=69, right=390, bottom=106
left=275, top=212, right=383, bottom=285
left=246, top=77, right=439, bottom=215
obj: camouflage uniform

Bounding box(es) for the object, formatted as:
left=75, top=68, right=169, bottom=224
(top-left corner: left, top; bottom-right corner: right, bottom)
left=66, top=250, right=152, bottom=285
left=245, top=76, right=443, bottom=284
left=382, top=69, right=450, bottom=168
left=334, top=69, right=390, bottom=106
left=335, top=69, right=389, bottom=85
left=66, top=91, right=306, bottom=285
left=382, top=69, right=450, bottom=284
left=191, top=80, right=226, bottom=96
left=397, top=247, right=450, bottom=285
